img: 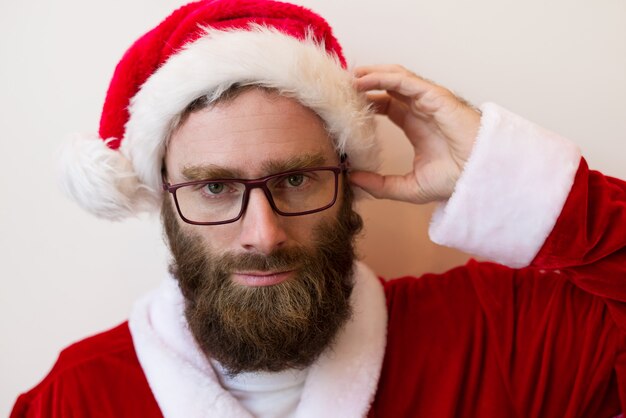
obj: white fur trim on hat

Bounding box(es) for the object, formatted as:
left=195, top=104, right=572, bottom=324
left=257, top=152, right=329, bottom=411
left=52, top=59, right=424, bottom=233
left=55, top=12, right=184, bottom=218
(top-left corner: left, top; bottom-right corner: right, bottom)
left=61, top=26, right=378, bottom=220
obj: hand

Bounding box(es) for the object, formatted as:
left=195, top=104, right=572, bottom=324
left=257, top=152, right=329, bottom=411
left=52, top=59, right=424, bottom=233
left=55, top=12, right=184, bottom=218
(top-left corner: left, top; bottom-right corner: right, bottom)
left=350, top=65, right=481, bottom=203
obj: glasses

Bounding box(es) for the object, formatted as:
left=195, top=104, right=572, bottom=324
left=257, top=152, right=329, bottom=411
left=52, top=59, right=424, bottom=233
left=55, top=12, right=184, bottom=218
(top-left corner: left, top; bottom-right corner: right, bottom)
left=162, top=158, right=348, bottom=225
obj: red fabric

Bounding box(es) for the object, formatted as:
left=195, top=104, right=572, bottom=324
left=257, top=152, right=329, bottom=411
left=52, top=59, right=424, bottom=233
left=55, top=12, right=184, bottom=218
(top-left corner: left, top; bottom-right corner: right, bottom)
left=373, top=160, right=626, bottom=417
left=11, top=323, right=162, bottom=418
left=100, top=0, right=346, bottom=148
left=12, top=160, right=626, bottom=417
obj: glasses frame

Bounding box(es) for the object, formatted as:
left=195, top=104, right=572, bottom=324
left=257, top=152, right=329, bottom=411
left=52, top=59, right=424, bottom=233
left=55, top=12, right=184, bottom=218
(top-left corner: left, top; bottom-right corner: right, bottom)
left=162, top=157, right=349, bottom=226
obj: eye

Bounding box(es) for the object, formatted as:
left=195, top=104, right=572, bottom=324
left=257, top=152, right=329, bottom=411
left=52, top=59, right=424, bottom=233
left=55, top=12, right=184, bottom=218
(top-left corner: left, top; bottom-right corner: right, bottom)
left=286, top=174, right=305, bottom=187
left=204, top=182, right=225, bottom=194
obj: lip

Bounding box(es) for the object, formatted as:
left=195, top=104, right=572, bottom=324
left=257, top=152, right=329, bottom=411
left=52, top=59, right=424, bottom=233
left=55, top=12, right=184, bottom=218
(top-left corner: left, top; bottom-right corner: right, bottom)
left=232, top=270, right=294, bottom=287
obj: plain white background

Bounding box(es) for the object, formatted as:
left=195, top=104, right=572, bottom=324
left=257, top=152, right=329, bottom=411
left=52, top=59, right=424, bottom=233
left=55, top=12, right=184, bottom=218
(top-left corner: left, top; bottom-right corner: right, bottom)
left=1, top=0, right=625, bottom=414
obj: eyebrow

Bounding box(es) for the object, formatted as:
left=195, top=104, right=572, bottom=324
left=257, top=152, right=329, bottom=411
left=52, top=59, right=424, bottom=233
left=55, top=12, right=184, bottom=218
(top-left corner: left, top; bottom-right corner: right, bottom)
left=180, top=153, right=329, bottom=181
left=262, top=153, right=327, bottom=174
left=181, top=165, right=245, bottom=181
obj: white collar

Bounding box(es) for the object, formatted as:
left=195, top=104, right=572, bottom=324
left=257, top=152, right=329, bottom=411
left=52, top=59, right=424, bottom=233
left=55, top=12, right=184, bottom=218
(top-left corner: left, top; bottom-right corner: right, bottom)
left=128, top=261, right=388, bottom=418
left=210, top=358, right=308, bottom=392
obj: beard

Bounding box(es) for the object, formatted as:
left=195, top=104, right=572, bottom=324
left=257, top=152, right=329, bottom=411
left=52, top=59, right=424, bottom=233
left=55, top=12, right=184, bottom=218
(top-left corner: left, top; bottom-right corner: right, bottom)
left=161, top=185, right=363, bottom=376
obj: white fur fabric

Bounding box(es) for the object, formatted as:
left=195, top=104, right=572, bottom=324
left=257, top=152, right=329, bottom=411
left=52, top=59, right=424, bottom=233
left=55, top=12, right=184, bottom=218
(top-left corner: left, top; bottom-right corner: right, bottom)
left=61, top=26, right=378, bottom=220
left=429, top=103, right=581, bottom=268
left=58, top=134, right=159, bottom=220
left=128, top=261, right=387, bottom=418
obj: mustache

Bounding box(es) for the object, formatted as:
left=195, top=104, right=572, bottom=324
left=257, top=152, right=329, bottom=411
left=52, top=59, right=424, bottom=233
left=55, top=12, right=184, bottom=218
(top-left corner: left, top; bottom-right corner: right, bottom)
left=210, top=246, right=312, bottom=273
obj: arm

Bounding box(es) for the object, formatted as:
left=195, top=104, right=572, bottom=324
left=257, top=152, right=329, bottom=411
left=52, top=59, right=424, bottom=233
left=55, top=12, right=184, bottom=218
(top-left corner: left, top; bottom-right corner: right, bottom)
left=351, top=64, right=626, bottom=325
left=352, top=65, right=626, bottom=414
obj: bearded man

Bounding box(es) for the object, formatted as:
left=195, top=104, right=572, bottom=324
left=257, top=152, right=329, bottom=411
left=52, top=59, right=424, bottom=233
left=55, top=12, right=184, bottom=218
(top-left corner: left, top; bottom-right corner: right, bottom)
left=11, top=0, right=626, bottom=417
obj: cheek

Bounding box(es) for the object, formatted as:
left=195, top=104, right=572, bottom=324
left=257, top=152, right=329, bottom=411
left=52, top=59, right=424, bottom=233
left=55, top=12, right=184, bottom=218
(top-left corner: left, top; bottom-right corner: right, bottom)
left=183, top=224, right=238, bottom=251
left=287, top=209, right=340, bottom=244
left=181, top=205, right=342, bottom=251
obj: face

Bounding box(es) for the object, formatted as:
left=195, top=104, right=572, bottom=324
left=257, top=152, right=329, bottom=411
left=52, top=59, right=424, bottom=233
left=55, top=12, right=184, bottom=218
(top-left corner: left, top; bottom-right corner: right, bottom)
left=163, top=89, right=362, bottom=375
left=165, top=88, right=343, bottom=265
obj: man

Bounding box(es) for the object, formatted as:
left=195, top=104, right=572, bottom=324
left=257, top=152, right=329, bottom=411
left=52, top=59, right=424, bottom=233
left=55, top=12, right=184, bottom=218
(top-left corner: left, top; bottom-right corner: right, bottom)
left=12, top=0, right=626, bottom=417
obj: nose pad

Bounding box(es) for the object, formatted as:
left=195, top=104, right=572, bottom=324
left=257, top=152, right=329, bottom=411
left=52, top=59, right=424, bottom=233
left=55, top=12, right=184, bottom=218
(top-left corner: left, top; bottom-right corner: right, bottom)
left=238, top=188, right=287, bottom=254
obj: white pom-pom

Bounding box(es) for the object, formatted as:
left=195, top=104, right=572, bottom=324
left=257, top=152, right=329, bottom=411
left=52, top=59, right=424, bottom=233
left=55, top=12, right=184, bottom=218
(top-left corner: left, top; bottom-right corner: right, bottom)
left=58, top=134, right=161, bottom=220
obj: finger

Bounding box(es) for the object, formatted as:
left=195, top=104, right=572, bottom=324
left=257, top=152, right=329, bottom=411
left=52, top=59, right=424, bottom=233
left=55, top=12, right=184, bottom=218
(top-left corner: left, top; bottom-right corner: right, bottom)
left=349, top=170, right=423, bottom=203
left=365, top=93, right=410, bottom=127
left=366, top=89, right=413, bottom=108
left=356, top=72, right=436, bottom=101
left=364, top=92, right=391, bottom=114
left=367, top=93, right=410, bottom=116
left=386, top=90, right=414, bottom=109
left=354, top=64, right=412, bottom=78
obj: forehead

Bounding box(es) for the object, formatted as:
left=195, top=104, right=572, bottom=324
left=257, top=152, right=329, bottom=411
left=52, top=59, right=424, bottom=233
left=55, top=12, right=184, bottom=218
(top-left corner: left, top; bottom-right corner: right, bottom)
left=165, top=89, right=337, bottom=178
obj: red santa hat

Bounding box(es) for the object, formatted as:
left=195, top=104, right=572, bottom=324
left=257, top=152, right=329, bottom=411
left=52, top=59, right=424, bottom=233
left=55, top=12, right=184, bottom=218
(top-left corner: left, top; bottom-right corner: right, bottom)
left=60, top=0, right=378, bottom=220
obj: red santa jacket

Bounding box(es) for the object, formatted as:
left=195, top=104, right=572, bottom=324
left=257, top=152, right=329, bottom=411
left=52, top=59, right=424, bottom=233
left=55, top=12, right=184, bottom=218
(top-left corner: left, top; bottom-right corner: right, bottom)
left=11, top=105, right=626, bottom=417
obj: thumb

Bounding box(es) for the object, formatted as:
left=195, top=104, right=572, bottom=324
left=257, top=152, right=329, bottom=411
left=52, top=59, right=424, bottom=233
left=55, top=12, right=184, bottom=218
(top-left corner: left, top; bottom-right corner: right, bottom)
left=349, top=170, right=421, bottom=203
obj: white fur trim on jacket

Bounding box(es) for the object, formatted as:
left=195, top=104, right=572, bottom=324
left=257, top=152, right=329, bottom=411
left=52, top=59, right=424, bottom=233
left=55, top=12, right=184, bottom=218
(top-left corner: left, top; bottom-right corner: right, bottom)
left=128, top=262, right=387, bottom=418
left=61, top=26, right=378, bottom=221
left=429, top=103, right=581, bottom=268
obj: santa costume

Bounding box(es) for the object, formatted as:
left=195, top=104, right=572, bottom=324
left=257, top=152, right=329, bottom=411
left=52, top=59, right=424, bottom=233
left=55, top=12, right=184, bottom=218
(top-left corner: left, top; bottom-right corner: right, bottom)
left=11, top=0, right=626, bottom=417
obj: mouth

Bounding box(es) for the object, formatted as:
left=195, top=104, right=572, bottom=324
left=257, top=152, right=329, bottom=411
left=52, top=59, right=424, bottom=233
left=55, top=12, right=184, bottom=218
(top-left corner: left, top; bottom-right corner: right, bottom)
left=231, top=270, right=295, bottom=287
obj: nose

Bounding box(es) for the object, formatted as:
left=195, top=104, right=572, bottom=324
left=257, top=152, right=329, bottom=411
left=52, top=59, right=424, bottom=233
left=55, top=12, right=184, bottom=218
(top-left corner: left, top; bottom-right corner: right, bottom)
left=238, top=188, right=288, bottom=255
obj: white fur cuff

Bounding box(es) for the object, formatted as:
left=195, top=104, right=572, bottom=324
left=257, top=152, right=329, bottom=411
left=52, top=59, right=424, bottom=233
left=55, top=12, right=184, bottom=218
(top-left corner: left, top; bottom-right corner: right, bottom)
left=429, top=103, right=581, bottom=268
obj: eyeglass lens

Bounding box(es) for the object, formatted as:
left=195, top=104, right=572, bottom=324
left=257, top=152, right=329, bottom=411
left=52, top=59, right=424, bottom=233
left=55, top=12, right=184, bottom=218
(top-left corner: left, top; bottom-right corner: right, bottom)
left=174, top=169, right=337, bottom=223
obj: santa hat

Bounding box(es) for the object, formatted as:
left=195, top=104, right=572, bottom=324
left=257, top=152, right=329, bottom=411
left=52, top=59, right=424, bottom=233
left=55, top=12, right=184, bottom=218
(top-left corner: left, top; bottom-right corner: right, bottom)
left=60, top=0, right=378, bottom=220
